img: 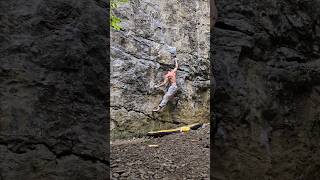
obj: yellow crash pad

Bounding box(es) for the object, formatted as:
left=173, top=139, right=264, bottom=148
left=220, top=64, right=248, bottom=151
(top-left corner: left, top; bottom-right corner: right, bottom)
left=147, top=123, right=203, bottom=137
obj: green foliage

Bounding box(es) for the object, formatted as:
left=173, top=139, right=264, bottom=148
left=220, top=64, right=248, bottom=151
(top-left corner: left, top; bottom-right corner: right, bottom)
left=110, top=0, right=128, bottom=30
left=110, top=15, right=122, bottom=30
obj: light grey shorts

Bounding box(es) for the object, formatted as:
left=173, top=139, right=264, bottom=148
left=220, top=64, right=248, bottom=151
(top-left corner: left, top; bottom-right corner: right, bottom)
left=159, top=85, right=178, bottom=107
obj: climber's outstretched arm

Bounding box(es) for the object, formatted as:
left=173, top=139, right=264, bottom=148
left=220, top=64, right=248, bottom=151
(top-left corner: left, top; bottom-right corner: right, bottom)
left=155, top=77, right=168, bottom=88
left=173, top=58, right=178, bottom=72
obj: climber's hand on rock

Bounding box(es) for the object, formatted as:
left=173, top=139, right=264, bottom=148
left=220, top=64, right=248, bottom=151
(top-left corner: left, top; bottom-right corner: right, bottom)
left=154, top=85, right=159, bottom=88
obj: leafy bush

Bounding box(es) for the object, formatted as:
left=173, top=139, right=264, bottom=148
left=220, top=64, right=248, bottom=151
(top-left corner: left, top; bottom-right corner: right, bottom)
left=110, top=0, right=128, bottom=30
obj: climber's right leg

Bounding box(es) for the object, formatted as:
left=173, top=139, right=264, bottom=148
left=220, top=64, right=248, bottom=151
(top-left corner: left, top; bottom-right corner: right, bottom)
left=153, top=85, right=177, bottom=112
left=153, top=94, right=169, bottom=112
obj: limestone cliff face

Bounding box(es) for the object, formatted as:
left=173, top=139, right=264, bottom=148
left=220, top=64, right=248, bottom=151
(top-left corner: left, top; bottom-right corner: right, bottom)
left=212, top=0, right=320, bottom=179
left=111, top=0, right=210, bottom=135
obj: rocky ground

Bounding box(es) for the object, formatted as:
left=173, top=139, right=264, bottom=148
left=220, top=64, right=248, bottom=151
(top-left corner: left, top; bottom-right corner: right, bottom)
left=111, top=124, right=210, bottom=179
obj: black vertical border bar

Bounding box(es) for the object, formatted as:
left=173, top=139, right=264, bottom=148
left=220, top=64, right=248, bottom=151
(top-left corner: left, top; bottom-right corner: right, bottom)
left=210, top=0, right=217, bottom=179
left=0, top=0, right=111, bottom=179
left=106, top=0, right=111, bottom=178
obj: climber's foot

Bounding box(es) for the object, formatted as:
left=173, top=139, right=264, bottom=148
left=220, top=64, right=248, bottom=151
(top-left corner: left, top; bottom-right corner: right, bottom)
left=152, top=106, right=162, bottom=112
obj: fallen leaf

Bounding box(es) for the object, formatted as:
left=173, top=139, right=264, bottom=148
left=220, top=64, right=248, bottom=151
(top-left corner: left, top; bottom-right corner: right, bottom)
left=148, top=144, right=159, bottom=147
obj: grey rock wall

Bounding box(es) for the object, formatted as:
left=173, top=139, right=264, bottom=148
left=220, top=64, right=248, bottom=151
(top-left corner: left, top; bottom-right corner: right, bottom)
left=212, top=0, right=320, bottom=179
left=111, top=0, right=210, bottom=136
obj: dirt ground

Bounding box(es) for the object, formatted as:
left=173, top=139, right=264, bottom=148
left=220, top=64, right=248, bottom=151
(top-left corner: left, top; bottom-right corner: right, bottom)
left=111, top=124, right=210, bottom=179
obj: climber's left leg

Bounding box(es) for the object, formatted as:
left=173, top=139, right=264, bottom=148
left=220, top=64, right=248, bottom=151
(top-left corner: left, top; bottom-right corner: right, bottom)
left=170, top=96, right=179, bottom=107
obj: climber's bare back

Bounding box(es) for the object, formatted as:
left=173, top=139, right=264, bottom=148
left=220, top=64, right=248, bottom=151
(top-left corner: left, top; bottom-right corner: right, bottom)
left=165, top=70, right=177, bottom=85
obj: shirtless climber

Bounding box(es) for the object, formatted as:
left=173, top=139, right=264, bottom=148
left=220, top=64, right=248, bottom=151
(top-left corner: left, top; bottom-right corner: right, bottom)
left=153, top=47, right=179, bottom=112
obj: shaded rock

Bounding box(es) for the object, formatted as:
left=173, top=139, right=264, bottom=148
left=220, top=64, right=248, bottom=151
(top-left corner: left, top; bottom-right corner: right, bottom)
left=0, top=0, right=109, bottom=179
left=212, top=0, right=320, bottom=179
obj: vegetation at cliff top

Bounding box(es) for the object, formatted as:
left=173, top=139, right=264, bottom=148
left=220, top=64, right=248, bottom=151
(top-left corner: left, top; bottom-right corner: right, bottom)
left=110, top=0, right=128, bottom=30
